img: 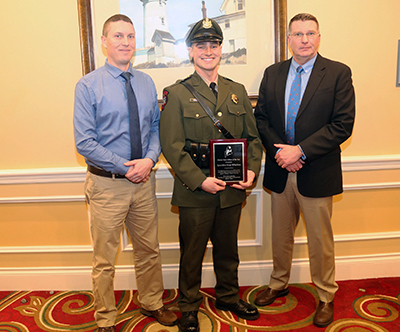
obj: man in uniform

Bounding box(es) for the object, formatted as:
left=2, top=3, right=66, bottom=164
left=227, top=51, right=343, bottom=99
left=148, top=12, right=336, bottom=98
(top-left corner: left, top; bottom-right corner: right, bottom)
left=160, top=18, right=262, bottom=332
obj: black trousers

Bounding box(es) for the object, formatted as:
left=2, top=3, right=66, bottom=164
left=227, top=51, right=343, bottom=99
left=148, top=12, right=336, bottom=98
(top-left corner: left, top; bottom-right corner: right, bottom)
left=178, top=203, right=242, bottom=311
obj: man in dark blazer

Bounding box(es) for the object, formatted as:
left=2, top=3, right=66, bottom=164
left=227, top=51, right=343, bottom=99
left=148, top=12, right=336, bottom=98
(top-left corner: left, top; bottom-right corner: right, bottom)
left=160, top=18, right=262, bottom=332
left=254, top=13, right=355, bottom=328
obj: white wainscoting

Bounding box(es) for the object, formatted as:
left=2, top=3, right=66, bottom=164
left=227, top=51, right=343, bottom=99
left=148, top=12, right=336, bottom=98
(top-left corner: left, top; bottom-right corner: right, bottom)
left=1, top=253, right=399, bottom=291
left=0, top=155, right=399, bottom=290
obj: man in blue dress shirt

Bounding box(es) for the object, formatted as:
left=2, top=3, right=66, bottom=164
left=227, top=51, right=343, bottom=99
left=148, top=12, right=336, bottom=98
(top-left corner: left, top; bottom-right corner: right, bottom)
left=73, top=14, right=177, bottom=332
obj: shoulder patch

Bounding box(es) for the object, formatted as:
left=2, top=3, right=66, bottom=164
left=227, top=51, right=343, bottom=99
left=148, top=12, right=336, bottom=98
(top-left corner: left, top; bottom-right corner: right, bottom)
left=161, top=90, right=169, bottom=111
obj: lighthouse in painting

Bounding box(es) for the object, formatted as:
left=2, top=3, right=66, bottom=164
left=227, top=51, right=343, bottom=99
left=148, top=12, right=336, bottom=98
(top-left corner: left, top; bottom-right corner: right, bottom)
left=140, top=0, right=169, bottom=47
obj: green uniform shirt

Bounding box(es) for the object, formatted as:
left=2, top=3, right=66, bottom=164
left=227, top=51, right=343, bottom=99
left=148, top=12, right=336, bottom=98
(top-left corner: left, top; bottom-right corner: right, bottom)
left=160, top=71, right=262, bottom=208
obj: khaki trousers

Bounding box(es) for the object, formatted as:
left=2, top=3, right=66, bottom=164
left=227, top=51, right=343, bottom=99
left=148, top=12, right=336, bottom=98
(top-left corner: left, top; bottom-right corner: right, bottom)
left=84, top=171, right=164, bottom=327
left=269, top=172, right=338, bottom=303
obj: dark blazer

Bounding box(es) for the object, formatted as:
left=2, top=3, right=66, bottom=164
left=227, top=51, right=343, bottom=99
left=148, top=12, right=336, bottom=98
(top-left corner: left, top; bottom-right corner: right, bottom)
left=160, top=71, right=262, bottom=208
left=254, top=54, right=355, bottom=197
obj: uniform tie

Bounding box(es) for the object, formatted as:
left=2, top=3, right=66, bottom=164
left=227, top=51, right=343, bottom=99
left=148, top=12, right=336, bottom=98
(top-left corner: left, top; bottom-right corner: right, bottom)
left=210, top=82, right=218, bottom=99
left=121, top=72, right=142, bottom=160
left=286, top=66, right=304, bottom=145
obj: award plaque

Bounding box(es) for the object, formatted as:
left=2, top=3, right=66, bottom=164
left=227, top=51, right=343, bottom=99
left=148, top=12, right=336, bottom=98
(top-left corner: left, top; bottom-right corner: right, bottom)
left=210, top=138, right=247, bottom=184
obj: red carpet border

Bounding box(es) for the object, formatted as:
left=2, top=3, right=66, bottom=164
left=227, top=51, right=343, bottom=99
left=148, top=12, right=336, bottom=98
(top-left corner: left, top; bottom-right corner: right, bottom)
left=0, top=277, right=399, bottom=331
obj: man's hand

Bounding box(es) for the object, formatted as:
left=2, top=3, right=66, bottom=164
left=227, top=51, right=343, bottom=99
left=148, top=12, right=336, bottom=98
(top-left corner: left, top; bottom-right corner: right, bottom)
left=124, top=158, right=153, bottom=183
left=201, top=177, right=226, bottom=194
left=285, top=160, right=305, bottom=173
left=274, top=144, right=303, bottom=169
left=230, top=170, right=256, bottom=190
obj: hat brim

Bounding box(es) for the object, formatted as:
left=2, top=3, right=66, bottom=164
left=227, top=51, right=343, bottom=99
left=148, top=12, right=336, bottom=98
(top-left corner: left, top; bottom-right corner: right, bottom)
left=187, top=35, right=222, bottom=46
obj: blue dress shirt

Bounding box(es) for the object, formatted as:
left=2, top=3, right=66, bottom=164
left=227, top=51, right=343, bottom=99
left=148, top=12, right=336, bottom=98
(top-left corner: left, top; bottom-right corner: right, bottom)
left=74, top=60, right=161, bottom=175
left=283, top=55, right=317, bottom=159
left=284, top=55, right=317, bottom=123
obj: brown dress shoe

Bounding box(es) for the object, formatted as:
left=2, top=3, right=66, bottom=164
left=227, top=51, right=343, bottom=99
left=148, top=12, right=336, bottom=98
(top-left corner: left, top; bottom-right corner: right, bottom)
left=254, top=287, right=289, bottom=306
left=313, top=301, right=334, bottom=327
left=97, top=326, right=115, bottom=332
left=140, top=306, right=178, bottom=326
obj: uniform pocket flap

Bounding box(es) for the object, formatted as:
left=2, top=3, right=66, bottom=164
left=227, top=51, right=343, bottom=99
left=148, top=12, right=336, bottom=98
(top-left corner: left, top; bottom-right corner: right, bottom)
left=183, top=106, right=208, bottom=119
left=227, top=105, right=246, bottom=116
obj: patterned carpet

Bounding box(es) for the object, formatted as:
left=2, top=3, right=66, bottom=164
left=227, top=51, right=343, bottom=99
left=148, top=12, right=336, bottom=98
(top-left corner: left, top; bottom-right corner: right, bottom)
left=0, top=277, right=399, bottom=331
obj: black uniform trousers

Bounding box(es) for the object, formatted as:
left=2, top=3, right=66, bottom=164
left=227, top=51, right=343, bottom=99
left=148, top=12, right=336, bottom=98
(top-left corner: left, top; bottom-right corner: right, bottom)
left=178, top=203, right=242, bottom=312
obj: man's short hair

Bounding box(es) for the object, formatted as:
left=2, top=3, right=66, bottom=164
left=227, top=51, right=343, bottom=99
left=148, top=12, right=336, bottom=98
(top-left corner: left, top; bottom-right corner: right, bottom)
left=102, top=14, right=133, bottom=37
left=288, top=13, right=319, bottom=33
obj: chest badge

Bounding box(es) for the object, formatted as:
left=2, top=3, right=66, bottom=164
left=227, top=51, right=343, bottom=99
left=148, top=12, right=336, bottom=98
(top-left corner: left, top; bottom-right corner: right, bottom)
left=231, top=94, right=239, bottom=104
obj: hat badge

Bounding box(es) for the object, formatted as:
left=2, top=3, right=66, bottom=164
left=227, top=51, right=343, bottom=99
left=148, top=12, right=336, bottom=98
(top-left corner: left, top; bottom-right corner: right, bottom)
left=202, top=18, right=212, bottom=29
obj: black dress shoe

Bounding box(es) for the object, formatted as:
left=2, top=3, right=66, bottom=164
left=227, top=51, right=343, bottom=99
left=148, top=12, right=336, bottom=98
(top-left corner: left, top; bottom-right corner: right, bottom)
left=215, top=299, right=260, bottom=320
left=254, top=287, right=289, bottom=306
left=97, top=326, right=115, bottom=332
left=313, top=301, right=334, bottom=327
left=180, top=311, right=199, bottom=332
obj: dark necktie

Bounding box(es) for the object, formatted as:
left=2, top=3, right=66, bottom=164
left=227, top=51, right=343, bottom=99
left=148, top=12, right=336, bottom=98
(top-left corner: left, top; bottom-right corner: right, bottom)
left=286, top=66, right=304, bottom=145
left=121, top=72, right=142, bottom=160
left=210, top=82, right=218, bottom=99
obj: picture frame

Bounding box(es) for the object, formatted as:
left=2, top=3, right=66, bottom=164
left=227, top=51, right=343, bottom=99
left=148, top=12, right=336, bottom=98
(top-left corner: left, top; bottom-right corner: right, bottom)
left=397, top=40, right=400, bottom=87
left=77, top=0, right=288, bottom=103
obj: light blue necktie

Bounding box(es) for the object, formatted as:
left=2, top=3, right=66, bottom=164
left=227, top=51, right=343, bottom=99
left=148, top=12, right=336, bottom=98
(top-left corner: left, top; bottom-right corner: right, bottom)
left=121, top=72, right=142, bottom=160
left=286, top=66, right=304, bottom=145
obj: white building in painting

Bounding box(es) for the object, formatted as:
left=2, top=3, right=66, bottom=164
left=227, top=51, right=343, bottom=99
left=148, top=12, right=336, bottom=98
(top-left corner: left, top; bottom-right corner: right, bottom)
left=135, top=0, right=247, bottom=67
left=151, top=30, right=176, bottom=64
left=186, top=0, right=247, bottom=56
left=140, top=0, right=169, bottom=48
left=216, top=0, right=246, bottom=54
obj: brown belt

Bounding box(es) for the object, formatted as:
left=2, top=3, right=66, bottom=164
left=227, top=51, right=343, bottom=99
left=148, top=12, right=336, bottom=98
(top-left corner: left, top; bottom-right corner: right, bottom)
left=87, top=165, right=126, bottom=179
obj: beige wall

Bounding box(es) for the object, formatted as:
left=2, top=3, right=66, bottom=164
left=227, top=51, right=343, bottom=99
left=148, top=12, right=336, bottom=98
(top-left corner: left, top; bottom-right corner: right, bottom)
left=0, top=1, right=83, bottom=170
left=287, top=0, right=400, bottom=156
left=0, top=0, right=399, bottom=290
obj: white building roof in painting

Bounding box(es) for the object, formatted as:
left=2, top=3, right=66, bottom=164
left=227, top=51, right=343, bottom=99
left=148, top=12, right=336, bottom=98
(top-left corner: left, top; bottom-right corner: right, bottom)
left=151, top=29, right=176, bottom=43
left=220, top=0, right=245, bottom=14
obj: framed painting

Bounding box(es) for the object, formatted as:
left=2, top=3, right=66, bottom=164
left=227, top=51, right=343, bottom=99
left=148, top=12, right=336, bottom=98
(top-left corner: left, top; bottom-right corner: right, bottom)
left=77, top=0, right=288, bottom=103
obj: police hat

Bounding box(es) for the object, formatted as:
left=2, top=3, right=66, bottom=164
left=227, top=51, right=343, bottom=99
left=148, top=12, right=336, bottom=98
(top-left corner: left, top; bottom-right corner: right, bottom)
left=185, top=18, right=223, bottom=47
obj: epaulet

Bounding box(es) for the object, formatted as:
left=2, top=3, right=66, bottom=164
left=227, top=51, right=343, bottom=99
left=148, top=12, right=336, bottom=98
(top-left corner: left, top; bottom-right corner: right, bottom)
left=164, top=75, right=190, bottom=90
left=162, top=74, right=192, bottom=111
left=179, top=74, right=193, bottom=84
left=220, top=75, right=233, bottom=82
